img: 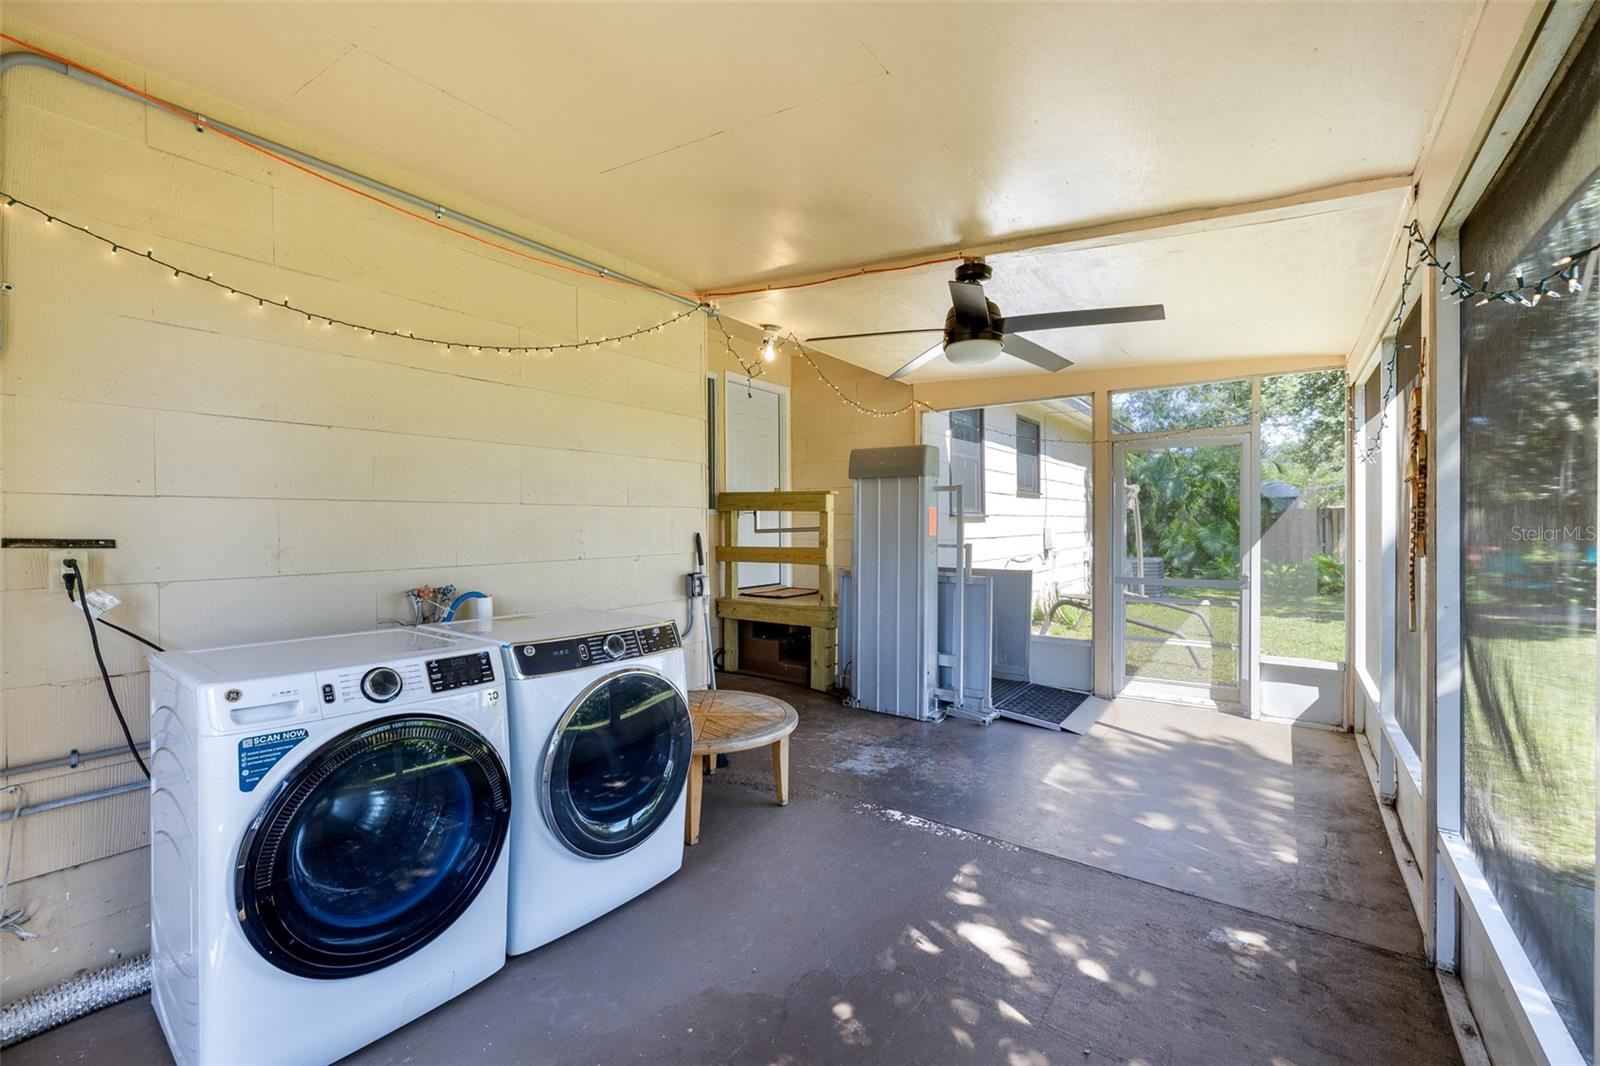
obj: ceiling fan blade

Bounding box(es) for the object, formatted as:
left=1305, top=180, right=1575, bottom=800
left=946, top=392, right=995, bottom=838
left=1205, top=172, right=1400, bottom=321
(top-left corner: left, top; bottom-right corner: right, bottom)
left=1002, top=333, right=1072, bottom=373
left=999, top=304, right=1166, bottom=333
left=807, top=327, right=944, bottom=342
left=949, top=280, right=991, bottom=325
left=888, top=342, right=945, bottom=380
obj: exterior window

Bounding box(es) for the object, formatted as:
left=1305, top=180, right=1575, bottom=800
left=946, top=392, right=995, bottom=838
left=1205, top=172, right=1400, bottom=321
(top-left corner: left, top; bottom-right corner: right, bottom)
left=948, top=409, right=985, bottom=516
left=1016, top=417, right=1041, bottom=496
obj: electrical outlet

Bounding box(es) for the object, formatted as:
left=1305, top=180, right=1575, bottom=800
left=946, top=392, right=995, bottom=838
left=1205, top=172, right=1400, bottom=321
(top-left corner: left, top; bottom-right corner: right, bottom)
left=48, top=550, right=95, bottom=595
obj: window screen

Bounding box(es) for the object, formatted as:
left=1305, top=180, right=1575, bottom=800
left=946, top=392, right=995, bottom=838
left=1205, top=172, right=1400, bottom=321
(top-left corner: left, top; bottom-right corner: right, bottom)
left=1460, top=20, right=1598, bottom=1058
left=1393, top=307, right=1423, bottom=757
left=1259, top=370, right=1346, bottom=664
left=1016, top=417, right=1041, bottom=496
left=1361, top=369, right=1383, bottom=685
left=948, top=409, right=985, bottom=516
left=1111, top=380, right=1251, bottom=433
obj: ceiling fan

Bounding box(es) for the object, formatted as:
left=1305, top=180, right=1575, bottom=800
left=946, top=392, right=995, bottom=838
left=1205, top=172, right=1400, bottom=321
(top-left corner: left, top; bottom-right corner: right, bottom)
left=808, top=258, right=1165, bottom=379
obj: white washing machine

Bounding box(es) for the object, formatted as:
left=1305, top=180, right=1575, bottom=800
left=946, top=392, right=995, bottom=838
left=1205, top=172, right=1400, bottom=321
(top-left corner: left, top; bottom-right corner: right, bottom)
left=147, top=629, right=513, bottom=1066
left=424, top=610, right=692, bottom=955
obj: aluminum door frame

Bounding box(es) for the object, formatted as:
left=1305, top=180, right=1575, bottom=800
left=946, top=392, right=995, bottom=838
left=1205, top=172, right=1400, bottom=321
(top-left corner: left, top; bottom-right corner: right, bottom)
left=1111, top=427, right=1258, bottom=713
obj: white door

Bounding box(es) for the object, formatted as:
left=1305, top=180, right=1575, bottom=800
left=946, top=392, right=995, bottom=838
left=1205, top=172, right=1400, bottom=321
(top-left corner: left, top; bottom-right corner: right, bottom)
left=724, top=376, right=787, bottom=589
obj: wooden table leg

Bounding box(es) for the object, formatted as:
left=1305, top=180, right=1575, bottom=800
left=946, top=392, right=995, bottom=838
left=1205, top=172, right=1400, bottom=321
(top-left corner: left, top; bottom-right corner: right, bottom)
left=704, top=752, right=715, bottom=776
left=685, top=757, right=704, bottom=845
left=771, top=736, right=789, bottom=806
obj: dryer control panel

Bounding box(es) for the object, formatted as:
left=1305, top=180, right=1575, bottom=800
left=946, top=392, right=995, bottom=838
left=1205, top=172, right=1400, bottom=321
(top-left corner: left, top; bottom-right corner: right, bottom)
left=511, top=622, right=680, bottom=678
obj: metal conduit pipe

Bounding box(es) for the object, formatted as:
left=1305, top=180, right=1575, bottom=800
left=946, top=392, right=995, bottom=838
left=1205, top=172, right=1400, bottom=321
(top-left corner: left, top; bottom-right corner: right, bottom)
left=0, top=50, right=706, bottom=311
left=0, top=742, right=151, bottom=782
left=0, top=954, right=152, bottom=1047
left=0, top=780, right=149, bottom=823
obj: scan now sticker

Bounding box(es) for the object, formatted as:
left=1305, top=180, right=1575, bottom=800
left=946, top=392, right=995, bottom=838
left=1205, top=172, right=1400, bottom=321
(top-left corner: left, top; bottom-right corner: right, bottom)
left=238, top=729, right=309, bottom=792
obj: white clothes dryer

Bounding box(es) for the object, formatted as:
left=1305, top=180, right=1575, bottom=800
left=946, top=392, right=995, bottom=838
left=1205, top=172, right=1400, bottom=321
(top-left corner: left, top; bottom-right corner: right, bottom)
left=148, top=629, right=511, bottom=1066
left=424, top=610, right=691, bottom=955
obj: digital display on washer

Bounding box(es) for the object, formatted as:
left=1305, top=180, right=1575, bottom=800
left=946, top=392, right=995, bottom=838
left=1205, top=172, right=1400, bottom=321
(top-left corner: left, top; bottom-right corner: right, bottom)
left=638, top=624, right=680, bottom=653
left=425, top=651, right=496, bottom=692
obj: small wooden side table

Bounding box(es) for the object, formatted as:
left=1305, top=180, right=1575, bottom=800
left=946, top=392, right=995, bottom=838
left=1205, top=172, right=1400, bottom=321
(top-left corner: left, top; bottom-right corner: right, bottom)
left=685, top=689, right=798, bottom=846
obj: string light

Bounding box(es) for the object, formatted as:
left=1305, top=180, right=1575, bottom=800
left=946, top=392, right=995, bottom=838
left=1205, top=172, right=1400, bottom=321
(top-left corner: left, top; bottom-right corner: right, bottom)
left=780, top=332, right=931, bottom=419
left=0, top=192, right=703, bottom=354
left=1358, top=221, right=1597, bottom=463
left=1, top=33, right=703, bottom=307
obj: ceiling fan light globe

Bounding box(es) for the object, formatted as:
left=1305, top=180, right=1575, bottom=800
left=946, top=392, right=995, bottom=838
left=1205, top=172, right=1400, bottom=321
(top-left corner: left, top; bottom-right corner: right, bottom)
left=944, top=336, right=1004, bottom=366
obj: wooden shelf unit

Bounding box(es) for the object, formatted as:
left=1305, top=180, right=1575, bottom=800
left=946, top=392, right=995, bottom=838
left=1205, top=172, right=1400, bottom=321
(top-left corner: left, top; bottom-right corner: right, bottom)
left=714, top=490, right=838, bottom=692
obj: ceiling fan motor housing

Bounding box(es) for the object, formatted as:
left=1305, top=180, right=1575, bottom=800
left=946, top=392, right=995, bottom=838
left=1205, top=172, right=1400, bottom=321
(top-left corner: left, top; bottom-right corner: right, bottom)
left=943, top=304, right=1004, bottom=365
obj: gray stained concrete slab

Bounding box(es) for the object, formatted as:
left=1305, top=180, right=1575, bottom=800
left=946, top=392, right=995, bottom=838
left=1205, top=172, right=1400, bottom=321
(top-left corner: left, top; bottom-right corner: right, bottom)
left=7, top=678, right=1459, bottom=1065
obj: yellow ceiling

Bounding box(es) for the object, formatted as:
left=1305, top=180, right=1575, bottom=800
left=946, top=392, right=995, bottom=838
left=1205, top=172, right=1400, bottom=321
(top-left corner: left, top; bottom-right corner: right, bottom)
left=7, top=1, right=1480, bottom=377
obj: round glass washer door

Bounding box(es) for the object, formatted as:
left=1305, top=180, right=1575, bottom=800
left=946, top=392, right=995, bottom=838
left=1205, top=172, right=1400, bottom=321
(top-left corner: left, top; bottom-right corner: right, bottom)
left=235, top=715, right=511, bottom=979
left=544, top=668, right=692, bottom=858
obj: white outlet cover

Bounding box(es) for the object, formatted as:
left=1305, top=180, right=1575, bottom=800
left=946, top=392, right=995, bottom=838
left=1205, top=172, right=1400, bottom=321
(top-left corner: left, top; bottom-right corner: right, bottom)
left=47, top=549, right=95, bottom=592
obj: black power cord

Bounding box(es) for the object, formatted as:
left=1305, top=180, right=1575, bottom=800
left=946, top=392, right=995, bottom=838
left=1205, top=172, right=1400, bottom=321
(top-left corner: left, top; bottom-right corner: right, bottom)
left=65, top=560, right=151, bottom=779
left=96, top=617, right=164, bottom=653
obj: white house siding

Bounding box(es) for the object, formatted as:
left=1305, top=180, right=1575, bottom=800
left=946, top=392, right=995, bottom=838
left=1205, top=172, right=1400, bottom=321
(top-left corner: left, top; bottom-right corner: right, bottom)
left=924, top=402, right=1093, bottom=618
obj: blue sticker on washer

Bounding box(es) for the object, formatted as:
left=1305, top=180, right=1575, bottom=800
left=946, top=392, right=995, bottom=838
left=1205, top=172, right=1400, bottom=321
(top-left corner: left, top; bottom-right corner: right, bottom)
left=238, top=728, right=309, bottom=792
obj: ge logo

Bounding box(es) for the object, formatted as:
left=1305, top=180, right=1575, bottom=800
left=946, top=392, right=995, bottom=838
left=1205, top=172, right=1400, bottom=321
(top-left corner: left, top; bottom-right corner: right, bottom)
left=225, top=688, right=243, bottom=702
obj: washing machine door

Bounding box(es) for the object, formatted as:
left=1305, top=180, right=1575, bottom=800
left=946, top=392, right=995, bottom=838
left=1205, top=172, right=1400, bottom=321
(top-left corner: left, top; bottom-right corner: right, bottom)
left=544, top=667, right=693, bottom=858
left=236, top=715, right=511, bottom=979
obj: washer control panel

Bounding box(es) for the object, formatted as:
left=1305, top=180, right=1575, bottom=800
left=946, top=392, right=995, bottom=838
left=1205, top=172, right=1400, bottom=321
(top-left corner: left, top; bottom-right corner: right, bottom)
left=511, top=622, right=680, bottom=678
left=426, top=651, right=497, bottom=693
left=321, top=660, right=427, bottom=707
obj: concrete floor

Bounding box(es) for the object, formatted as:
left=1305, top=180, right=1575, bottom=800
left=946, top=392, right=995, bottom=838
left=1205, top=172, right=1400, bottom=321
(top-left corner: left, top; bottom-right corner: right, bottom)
left=9, top=678, right=1461, bottom=1065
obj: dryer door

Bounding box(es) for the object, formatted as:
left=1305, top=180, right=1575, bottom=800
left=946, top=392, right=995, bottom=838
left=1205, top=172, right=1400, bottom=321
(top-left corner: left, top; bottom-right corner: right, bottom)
left=544, top=668, right=693, bottom=858
left=236, top=715, right=511, bottom=979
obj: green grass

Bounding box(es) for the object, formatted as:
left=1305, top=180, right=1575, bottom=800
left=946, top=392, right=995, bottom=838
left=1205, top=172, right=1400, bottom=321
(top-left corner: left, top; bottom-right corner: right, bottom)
left=1037, top=592, right=1347, bottom=687
left=1463, top=622, right=1595, bottom=887
left=1261, top=596, right=1345, bottom=662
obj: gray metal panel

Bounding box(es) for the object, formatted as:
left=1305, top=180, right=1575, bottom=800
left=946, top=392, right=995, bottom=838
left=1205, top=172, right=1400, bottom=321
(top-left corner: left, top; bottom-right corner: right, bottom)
left=849, top=461, right=938, bottom=721
left=937, top=573, right=993, bottom=704
left=848, top=445, right=940, bottom=480
left=969, top=569, right=1032, bottom=682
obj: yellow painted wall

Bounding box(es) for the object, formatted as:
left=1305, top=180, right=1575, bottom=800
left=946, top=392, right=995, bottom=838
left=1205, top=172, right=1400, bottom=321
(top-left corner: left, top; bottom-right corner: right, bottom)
left=0, top=27, right=710, bottom=999
left=790, top=348, right=916, bottom=586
